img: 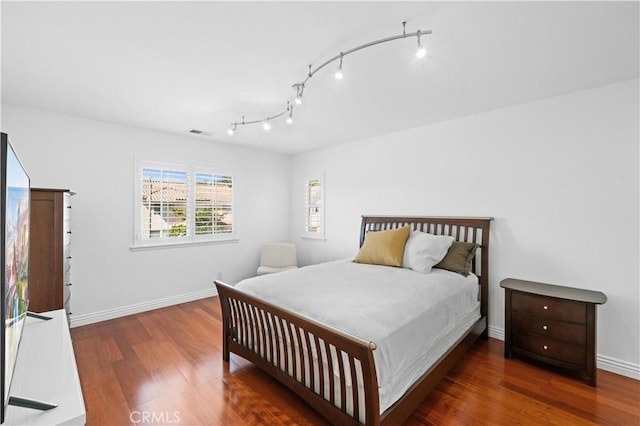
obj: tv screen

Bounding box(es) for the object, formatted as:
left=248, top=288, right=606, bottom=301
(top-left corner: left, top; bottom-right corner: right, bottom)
left=0, top=133, right=30, bottom=423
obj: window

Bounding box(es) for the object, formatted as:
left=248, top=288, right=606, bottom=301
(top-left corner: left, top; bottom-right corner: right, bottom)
left=303, top=173, right=325, bottom=239
left=134, top=160, right=234, bottom=247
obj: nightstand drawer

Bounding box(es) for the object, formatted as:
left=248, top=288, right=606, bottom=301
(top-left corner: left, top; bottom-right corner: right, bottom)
left=511, top=292, right=586, bottom=323
left=512, top=312, right=586, bottom=345
left=512, top=332, right=585, bottom=366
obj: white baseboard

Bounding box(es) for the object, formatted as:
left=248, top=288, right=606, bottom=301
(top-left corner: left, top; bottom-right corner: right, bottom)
left=69, top=288, right=218, bottom=328
left=597, top=354, right=640, bottom=380
left=488, top=325, right=504, bottom=341
left=487, top=326, right=639, bottom=381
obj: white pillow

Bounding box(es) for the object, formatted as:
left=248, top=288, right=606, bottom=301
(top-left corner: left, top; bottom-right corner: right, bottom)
left=402, top=231, right=455, bottom=274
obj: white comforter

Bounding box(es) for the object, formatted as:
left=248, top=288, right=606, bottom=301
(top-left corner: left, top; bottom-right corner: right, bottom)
left=234, top=259, right=479, bottom=412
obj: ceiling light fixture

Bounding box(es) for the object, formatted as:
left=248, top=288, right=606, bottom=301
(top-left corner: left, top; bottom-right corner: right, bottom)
left=227, top=21, right=431, bottom=135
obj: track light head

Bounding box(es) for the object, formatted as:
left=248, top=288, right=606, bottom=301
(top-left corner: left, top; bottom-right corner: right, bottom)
left=286, top=104, right=294, bottom=124
left=293, top=83, right=304, bottom=105
left=227, top=123, right=236, bottom=136
left=416, top=31, right=427, bottom=58
left=335, top=53, right=344, bottom=80
left=263, top=120, right=271, bottom=131
left=286, top=103, right=294, bottom=124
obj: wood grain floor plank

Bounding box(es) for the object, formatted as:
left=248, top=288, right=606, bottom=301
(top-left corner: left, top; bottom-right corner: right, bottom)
left=71, top=297, right=640, bottom=425
left=78, top=366, right=132, bottom=425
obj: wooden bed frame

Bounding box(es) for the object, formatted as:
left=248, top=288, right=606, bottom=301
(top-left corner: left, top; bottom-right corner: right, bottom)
left=214, top=216, right=492, bottom=425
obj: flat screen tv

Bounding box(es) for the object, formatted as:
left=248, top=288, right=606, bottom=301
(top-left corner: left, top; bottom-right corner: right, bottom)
left=0, top=132, right=30, bottom=424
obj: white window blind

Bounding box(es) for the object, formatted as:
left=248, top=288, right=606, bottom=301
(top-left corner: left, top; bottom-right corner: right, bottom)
left=303, top=174, right=325, bottom=239
left=141, top=167, right=190, bottom=240
left=195, top=172, right=233, bottom=236
left=135, top=161, right=234, bottom=247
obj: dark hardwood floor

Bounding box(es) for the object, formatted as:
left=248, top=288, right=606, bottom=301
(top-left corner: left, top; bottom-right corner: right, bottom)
left=71, top=297, right=640, bottom=425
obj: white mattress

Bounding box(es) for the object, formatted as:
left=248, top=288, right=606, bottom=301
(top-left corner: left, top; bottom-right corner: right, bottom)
left=234, top=259, right=480, bottom=414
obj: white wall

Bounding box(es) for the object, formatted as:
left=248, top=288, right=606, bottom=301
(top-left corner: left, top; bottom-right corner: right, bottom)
left=291, top=79, right=640, bottom=377
left=2, top=104, right=291, bottom=324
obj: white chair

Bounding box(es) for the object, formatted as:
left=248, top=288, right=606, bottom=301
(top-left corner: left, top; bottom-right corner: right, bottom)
left=257, top=243, right=298, bottom=276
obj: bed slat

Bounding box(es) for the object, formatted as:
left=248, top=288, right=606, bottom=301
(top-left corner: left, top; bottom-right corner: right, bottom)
left=349, top=355, right=360, bottom=422
left=289, top=323, right=299, bottom=381
left=338, top=349, right=347, bottom=413
left=266, top=312, right=276, bottom=365
left=325, top=341, right=335, bottom=406
left=313, top=336, right=324, bottom=397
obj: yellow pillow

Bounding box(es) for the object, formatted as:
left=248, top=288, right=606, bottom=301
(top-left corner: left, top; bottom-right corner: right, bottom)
left=354, top=226, right=410, bottom=267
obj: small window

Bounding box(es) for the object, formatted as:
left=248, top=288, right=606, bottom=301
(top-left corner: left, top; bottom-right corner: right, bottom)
left=303, top=174, right=325, bottom=239
left=134, top=160, right=234, bottom=248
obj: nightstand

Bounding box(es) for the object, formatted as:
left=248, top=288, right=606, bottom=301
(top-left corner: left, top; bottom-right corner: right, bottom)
left=500, top=278, right=606, bottom=386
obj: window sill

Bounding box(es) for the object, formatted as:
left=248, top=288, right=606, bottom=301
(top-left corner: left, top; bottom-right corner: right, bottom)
left=131, top=238, right=239, bottom=251
left=301, top=235, right=326, bottom=241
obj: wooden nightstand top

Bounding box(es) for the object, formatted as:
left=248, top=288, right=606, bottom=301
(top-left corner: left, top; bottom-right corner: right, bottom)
left=500, top=278, right=607, bottom=305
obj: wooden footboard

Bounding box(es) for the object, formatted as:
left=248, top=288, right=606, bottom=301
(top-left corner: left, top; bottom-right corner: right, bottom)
left=215, top=280, right=380, bottom=425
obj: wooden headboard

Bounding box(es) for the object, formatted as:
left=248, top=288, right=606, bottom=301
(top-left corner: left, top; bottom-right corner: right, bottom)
left=359, top=215, right=493, bottom=318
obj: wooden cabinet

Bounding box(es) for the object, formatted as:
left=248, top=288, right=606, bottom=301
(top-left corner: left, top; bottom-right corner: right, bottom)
left=501, top=278, right=606, bottom=386
left=29, top=188, right=75, bottom=318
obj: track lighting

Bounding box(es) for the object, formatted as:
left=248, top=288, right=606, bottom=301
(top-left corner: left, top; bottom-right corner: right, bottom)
left=335, top=53, right=344, bottom=80
left=227, top=21, right=432, bottom=136
left=416, top=30, right=427, bottom=58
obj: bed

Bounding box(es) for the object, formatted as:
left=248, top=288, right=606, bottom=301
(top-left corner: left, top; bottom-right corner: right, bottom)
left=214, top=216, right=492, bottom=425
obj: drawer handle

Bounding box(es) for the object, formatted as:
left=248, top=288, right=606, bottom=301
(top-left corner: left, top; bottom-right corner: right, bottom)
left=543, top=345, right=548, bottom=350
left=543, top=305, right=548, bottom=310
left=542, top=325, right=548, bottom=330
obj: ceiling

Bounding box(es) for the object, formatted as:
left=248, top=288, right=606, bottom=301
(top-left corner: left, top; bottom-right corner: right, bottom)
left=2, top=1, right=638, bottom=154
